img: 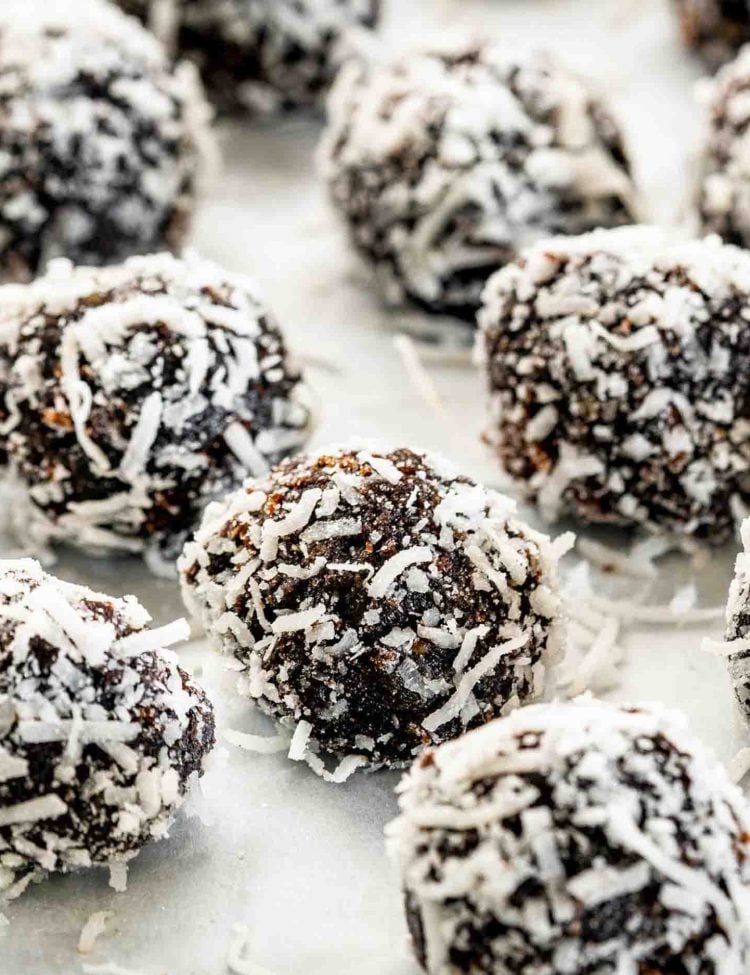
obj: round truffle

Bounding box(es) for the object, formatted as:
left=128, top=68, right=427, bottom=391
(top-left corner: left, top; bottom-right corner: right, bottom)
left=698, top=45, right=750, bottom=247
left=320, top=37, right=638, bottom=321
left=0, top=252, right=312, bottom=572
left=478, top=226, right=750, bottom=542
left=726, top=519, right=750, bottom=715
left=0, top=559, right=214, bottom=898
left=388, top=697, right=750, bottom=975
left=0, top=0, right=212, bottom=283
left=673, top=0, right=750, bottom=69
left=0, top=300, right=20, bottom=468
left=117, top=0, right=381, bottom=115
left=179, top=445, right=568, bottom=773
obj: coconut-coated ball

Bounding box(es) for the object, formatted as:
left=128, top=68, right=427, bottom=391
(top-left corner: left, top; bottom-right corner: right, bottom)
left=388, top=697, right=750, bottom=975
left=0, top=252, right=312, bottom=573
left=0, top=559, right=214, bottom=898
left=698, top=45, right=750, bottom=248
left=117, top=0, right=381, bottom=114
left=0, top=0, right=213, bottom=283
left=478, top=226, right=750, bottom=542
left=320, top=36, right=638, bottom=321
left=180, top=445, right=569, bottom=773
left=0, top=296, right=21, bottom=468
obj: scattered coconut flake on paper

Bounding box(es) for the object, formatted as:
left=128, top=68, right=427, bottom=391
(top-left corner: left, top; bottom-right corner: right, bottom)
left=78, top=911, right=114, bottom=954
left=393, top=334, right=446, bottom=415
left=588, top=594, right=724, bottom=625
left=227, top=923, right=279, bottom=975
left=559, top=532, right=727, bottom=699
left=108, top=862, right=128, bottom=893
left=81, top=963, right=147, bottom=975
left=224, top=729, right=291, bottom=754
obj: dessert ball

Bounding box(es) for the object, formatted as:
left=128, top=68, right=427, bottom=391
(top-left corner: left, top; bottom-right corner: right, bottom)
left=320, top=37, right=638, bottom=321
left=726, top=519, right=750, bottom=715
left=117, top=0, right=381, bottom=114
left=180, top=446, right=569, bottom=772
left=0, top=297, right=21, bottom=468
left=478, top=227, right=750, bottom=542
left=0, top=253, right=312, bottom=572
left=0, top=559, right=214, bottom=897
left=698, top=45, right=750, bottom=247
left=673, top=0, right=750, bottom=69
left=0, top=0, right=212, bottom=283
left=388, top=698, right=750, bottom=975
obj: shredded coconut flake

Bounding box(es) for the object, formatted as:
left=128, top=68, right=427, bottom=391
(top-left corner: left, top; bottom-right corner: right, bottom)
left=368, top=546, right=433, bottom=599
left=226, top=924, right=279, bottom=975
left=224, top=729, right=290, bottom=755
left=78, top=911, right=114, bottom=954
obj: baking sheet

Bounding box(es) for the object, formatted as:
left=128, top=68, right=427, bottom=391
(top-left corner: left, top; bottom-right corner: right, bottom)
left=1, top=1, right=745, bottom=972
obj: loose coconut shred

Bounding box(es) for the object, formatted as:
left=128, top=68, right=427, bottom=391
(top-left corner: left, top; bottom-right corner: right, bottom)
left=180, top=445, right=569, bottom=775
left=388, top=697, right=750, bottom=975
left=321, top=35, right=638, bottom=321
left=0, top=252, right=312, bottom=572
left=117, top=0, right=381, bottom=115
left=0, top=0, right=213, bottom=282
left=0, top=559, right=215, bottom=899
left=478, top=226, right=750, bottom=542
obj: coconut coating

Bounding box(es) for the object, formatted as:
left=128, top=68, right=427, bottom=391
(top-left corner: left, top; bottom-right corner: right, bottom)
left=0, top=252, right=312, bottom=572
left=478, top=226, right=750, bottom=542
left=673, top=0, right=750, bottom=69
left=726, top=519, right=750, bottom=717
left=0, top=0, right=212, bottom=283
left=320, top=36, right=638, bottom=322
left=0, top=307, right=18, bottom=468
left=117, top=0, right=381, bottom=114
left=0, top=559, right=215, bottom=898
left=0, top=285, right=26, bottom=466
left=698, top=45, right=750, bottom=248
left=180, top=446, right=568, bottom=772
left=388, top=698, right=750, bottom=975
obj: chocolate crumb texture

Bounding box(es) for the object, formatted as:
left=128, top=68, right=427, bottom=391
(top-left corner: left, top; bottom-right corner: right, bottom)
left=0, top=559, right=215, bottom=899
left=0, top=252, right=312, bottom=574
left=117, top=0, right=382, bottom=115
left=320, top=35, right=638, bottom=322
left=0, top=0, right=214, bottom=283
left=478, top=226, right=750, bottom=542
left=388, top=697, right=750, bottom=975
left=180, top=444, right=570, bottom=772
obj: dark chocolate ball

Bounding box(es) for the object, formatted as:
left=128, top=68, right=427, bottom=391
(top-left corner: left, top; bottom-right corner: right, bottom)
left=0, top=559, right=214, bottom=898
left=388, top=698, right=750, bottom=975
left=478, top=227, right=750, bottom=542
left=180, top=446, right=568, bottom=773
left=320, top=37, right=638, bottom=321
left=0, top=0, right=213, bottom=283
left=117, top=0, right=381, bottom=114
left=0, top=252, right=312, bottom=573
